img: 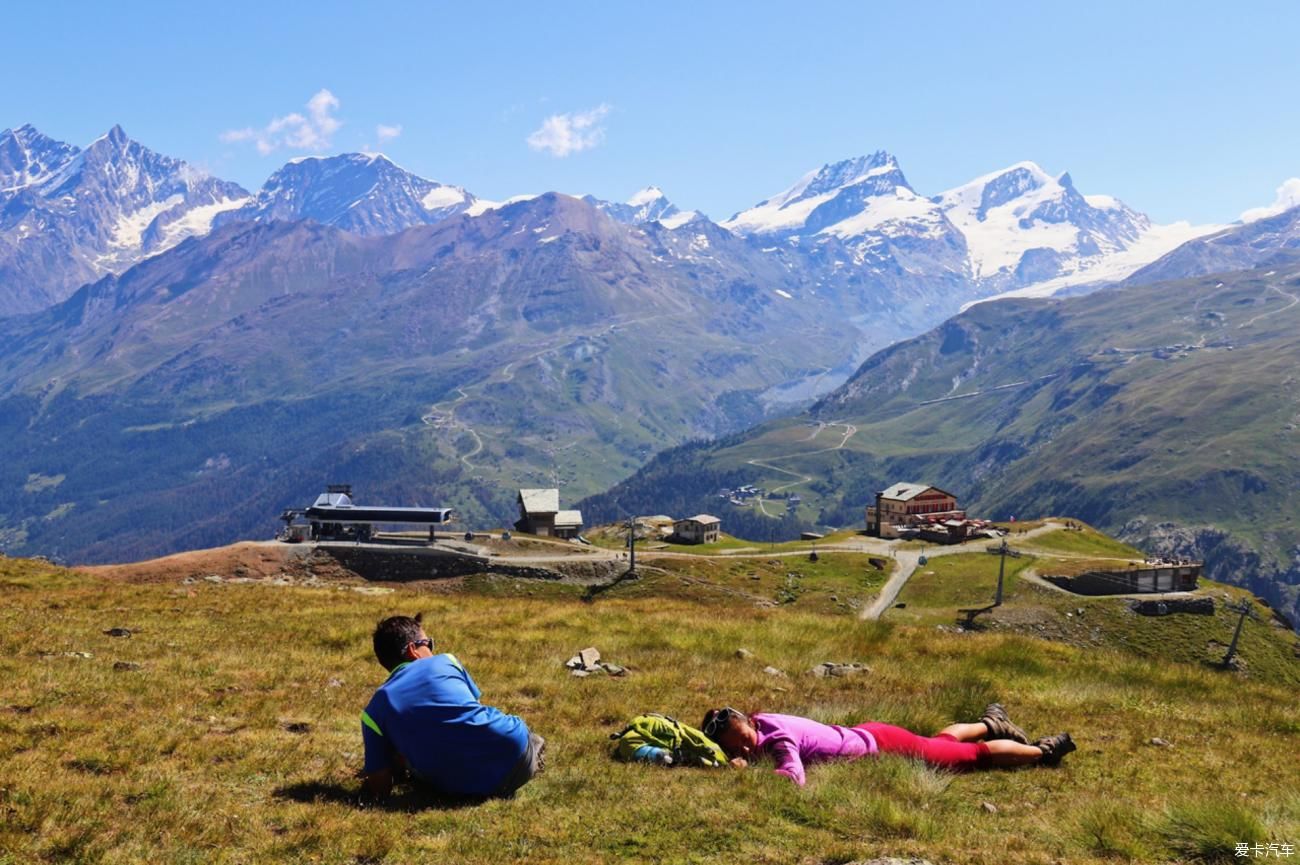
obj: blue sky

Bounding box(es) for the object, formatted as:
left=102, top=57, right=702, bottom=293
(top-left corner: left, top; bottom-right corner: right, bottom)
left=4, top=1, right=1298, bottom=224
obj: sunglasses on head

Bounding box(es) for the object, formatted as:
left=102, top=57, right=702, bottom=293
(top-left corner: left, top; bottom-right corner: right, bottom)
left=703, top=707, right=742, bottom=739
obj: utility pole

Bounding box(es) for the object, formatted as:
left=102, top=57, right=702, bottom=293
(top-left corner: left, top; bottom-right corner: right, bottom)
left=626, top=515, right=636, bottom=575
left=1222, top=599, right=1251, bottom=668
left=995, top=538, right=1008, bottom=606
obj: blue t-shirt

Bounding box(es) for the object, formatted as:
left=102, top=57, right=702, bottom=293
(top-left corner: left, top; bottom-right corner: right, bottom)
left=361, top=653, right=529, bottom=796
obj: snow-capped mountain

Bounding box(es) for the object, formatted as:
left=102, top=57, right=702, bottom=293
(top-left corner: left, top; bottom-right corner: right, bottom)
left=215, top=152, right=476, bottom=236
left=725, top=152, right=949, bottom=239
left=728, top=150, right=972, bottom=295
left=0, top=124, right=249, bottom=314
left=724, top=153, right=1219, bottom=302
left=935, top=162, right=1217, bottom=299
left=582, top=186, right=702, bottom=228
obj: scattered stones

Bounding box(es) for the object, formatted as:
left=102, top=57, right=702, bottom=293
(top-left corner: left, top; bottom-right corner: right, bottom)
left=327, top=678, right=345, bottom=688
left=809, top=662, right=870, bottom=678
left=762, top=666, right=787, bottom=677
left=40, top=651, right=93, bottom=660
left=735, top=648, right=755, bottom=660
left=1076, top=608, right=1086, bottom=616
left=1149, top=737, right=1173, bottom=748
left=981, top=801, right=998, bottom=814
left=847, top=858, right=937, bottom=865
left=113, top=661, right=143, bottom=672
left=283, top=721, right=313, bottom=734
left=203, top=575, right=224, bottom=583
left=104, top=627, right=132, bottom=638
left=349, top=586, right=393, bottom=595
left=565, top=647, right=627, bottom=677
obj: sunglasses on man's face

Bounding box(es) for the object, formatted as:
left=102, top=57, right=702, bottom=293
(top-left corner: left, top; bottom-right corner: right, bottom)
left=704, top=707, right=741, bottom=739
left=408, top=638, right=433, bottom=652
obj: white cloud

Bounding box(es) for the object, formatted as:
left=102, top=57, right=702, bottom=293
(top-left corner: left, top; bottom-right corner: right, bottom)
left=526, top=104, right=610, bottom=157
left=376, top=123, right=402, bottom=144
left=220, top=89, right=343, bottom=156
left=1241, top=178, right=1300, bottom=223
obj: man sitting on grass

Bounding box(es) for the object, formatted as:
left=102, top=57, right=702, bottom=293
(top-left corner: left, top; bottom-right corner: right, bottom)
left=360, top=613, right=544, bottom=798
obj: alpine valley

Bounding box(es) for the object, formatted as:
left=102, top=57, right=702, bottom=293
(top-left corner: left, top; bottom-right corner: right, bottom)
left=3, top=123, right=1298, bottom=630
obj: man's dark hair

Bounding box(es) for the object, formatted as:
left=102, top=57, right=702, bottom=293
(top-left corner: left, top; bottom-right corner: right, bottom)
left=372, top=613, right=426, bottom=671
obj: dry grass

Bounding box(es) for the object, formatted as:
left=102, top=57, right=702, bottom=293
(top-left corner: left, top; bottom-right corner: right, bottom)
left=1, top=553, right=1297, bottom=864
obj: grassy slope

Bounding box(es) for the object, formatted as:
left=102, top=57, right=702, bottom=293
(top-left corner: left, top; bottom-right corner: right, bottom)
left=2, top=541, right=1297, bottom=865
left=585, top=263, right=1300, bottom=629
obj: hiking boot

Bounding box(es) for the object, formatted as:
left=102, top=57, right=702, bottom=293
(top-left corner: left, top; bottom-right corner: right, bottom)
left=980, top=703, right=1029, bottom=744
left=1034, top=732, right=1076, bottom=766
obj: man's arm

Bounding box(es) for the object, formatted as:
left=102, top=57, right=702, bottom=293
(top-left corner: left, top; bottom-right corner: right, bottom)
left=360, top=708, right=394, bottom=796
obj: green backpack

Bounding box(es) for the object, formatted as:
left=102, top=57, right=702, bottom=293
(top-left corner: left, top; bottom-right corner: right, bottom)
left=609, top=713, right=729, bottom=767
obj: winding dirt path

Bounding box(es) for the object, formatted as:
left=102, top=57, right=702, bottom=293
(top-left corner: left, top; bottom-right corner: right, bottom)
left=745, top=421, right=857, bottom=516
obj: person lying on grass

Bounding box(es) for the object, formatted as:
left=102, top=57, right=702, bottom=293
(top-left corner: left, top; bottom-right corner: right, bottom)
left=701, top=703, right=1074, bottom=786
left=359, top=614, right=545, bottom=799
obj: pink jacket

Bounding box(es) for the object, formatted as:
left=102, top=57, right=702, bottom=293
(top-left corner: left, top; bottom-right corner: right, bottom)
left=752, top=713, right=878, bottom=786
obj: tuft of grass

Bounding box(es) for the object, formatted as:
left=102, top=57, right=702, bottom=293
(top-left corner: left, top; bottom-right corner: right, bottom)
left=1160, top=800, right=1267, bottom=863
left=1075, top=801, right=1154, bottom=859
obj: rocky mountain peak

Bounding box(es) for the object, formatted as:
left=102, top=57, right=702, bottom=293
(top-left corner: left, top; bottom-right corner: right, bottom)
left=215, top=151, right=475, bottom=237
left=0, top=124, right=81, bottom=191
left=582, top=185, right=685, bottom=226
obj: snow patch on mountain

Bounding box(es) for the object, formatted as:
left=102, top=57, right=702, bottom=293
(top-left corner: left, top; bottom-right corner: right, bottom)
left=960, top=218, right=1222, bottom=310
left=582, top=186, right=690, bottom=226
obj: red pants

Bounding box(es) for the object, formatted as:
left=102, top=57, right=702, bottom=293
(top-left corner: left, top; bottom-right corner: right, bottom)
left=857, top=723, right=990, bottom=769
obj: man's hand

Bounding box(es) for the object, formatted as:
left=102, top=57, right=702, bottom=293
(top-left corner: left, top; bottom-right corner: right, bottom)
left=729, top=757, right=748, bottom=769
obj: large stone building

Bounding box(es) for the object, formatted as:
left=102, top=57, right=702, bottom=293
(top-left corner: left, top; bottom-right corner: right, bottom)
left=672, top=514, right=721, bottom=545
left=866, top=482, right=963, bottom=538
left=515, top=488, right=584, bottom=539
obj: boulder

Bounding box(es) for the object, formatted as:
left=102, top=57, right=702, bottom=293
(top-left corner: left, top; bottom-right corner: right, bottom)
left=735, top=648, right=755, bottom=660
left=104, top=627, right=132, bottom=638
left=762, top=666, right=787, bottom=677
left=113, top=661, right=142, bottom=672
left=579, top=647, right=601, bottom=669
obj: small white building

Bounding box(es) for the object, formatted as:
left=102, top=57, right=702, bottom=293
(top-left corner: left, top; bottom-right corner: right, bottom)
left=673, top=514, right=722, bottom=545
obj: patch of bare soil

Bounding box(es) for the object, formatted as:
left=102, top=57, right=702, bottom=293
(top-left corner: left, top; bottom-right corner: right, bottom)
left=76, top=542, right=355, bottom=584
